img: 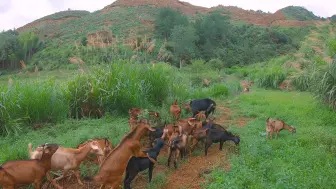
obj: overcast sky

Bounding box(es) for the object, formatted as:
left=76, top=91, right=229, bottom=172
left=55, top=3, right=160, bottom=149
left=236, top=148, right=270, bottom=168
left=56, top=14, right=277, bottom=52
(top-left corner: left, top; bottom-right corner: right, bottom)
left=1, top=0, right=335, bottom=31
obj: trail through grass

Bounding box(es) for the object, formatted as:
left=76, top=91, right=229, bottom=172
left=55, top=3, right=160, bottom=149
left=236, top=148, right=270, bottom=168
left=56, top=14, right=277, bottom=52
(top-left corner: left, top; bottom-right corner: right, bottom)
left=207, top=89, right=336, bottom=188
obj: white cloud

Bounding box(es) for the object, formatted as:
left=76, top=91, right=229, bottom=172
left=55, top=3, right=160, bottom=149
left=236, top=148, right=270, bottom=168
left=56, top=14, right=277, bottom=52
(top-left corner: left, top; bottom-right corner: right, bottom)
left=0, top=0, right=335, bottom=31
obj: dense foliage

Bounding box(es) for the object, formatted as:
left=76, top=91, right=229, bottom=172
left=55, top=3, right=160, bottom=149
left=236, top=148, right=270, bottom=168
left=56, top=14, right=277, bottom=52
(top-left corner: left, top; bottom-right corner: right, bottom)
left=155, top=10, right=311, bottom=67
left=281, top=6, right=320, bottom=21
left=0, top=31, right=42, bottom=69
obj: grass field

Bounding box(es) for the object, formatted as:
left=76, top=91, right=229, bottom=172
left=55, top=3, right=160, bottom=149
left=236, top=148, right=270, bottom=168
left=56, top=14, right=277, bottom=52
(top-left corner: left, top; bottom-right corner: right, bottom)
left=206, top=89, right=336, bottom=189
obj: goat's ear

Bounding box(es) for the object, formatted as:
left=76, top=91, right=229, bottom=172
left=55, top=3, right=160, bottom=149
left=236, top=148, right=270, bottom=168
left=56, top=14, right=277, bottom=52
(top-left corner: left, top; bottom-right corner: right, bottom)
left=44, top=148, right=50, bottom=154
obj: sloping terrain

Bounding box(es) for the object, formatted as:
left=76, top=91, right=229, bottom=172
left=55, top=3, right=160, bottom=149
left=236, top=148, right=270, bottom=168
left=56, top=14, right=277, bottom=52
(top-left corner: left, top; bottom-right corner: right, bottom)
left=15, top=0, right=319, bottom=42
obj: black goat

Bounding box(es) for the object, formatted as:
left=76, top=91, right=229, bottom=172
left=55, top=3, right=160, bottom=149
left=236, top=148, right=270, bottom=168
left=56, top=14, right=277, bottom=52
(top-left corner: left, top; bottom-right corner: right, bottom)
left=124, top=138, right=165, bottom=189
left=205, top=129, right=240, bottom=156
left=202, top=120, right=226, bottom=131
left=190, top=98, right=216, bottom=118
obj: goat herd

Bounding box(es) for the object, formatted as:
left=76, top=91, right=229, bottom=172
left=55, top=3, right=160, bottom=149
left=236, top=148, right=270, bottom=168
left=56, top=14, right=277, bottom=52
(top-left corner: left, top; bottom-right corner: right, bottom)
left=0, top=98, right=296, bottom=189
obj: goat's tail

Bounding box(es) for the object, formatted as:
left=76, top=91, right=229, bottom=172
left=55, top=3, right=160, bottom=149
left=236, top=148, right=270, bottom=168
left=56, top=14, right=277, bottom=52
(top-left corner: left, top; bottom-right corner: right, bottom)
left=266, top=117, right=270, bottom=123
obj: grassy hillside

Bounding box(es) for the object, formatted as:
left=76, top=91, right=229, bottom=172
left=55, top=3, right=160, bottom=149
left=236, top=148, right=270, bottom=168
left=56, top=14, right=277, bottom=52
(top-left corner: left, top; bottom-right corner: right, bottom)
left=281, top=6, right=320, bottom=21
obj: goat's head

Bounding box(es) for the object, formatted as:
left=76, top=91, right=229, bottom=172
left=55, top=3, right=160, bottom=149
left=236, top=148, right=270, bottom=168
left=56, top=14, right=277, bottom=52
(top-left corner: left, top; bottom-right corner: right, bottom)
left=89, top=141, right=104, bottom=156
left=42, top=143, right=59, bottom=157
left=290, top=126, right=296, bottom=135
left=195, top=111, right=206, bottom=121
left=138, top=119, right=156, bottom=132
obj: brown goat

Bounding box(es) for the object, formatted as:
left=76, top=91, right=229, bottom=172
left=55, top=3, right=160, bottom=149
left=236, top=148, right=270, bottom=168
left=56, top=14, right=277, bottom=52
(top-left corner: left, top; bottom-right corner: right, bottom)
left=76, top=138, right=113, bottom=165
left=167, top=131, right=188, bottom=168
left=161, top=123, right=179, bottom=141
left=84, top=119, right=157, bottom=188
left=176, top=118, right=202, bottom=157
left=189, top=128, right=209, bottom=155
left=195, top=111, right=206, bottom=122
left=0, top=143, right=59, bottom=189
left=182, top=101, right=191, bottom=113
left=128, top=108, right=160, bottom=129
left=129, top=108, right=160, bottom=119
left=170, top=99, right=181, bottom=121
left=28, top=141, right=104, bottom=189
left=266, top=118, right=296, bottom=140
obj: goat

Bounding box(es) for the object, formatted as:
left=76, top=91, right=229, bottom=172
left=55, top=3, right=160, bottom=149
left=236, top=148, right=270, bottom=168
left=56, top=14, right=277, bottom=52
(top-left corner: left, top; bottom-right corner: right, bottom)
left=195, top=111, right=206, bottom=122
left=124, top=138, right=165, bottom=189
left=170, top=99, right=181, bottom=121
left=84, top=119, right=157, bottom=189
left=129, top=108, right=160, bottom=119
left=205, top=129, right=240, bottom=156
left=76, top=138, right=113, bottom=165
left=0, top=143, right=59, bottom=189
left=129, top=108, right=160, bottom=129
left=28, top=141, right=104, bottom=189
left=190, top=98, right=216, bottom=118
left=182, top=101, right=191, bottom=113
left=167, top=132, right=188, bottom=169
left=266, top=118, right=296, bottom=140
left=176, top=118, right=202, bottom=157
left=202, top=118, right=227, bottom=131
left=189, top=128, right=209, bottom=155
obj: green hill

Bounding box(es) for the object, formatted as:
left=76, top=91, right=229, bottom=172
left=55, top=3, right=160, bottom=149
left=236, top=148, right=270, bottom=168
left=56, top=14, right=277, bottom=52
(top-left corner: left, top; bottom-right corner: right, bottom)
left=281, top=6, right=320, bottom=21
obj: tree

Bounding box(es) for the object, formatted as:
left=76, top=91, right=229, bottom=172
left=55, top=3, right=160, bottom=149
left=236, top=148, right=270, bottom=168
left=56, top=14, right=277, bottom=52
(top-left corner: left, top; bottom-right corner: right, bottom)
left=17, top=32, right=41, bottom=60
left=170, top=25, right=198, bottom=68
left=194, top=12, right=231, bottom=60
left=154, top=8, right=189, bottom=39
left=0, top=30, right=20, bottom=69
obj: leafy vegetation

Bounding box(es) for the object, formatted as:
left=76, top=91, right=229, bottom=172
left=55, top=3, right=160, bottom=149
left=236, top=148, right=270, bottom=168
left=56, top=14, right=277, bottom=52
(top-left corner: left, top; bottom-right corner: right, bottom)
left=281, top=6, right=320, bottom=21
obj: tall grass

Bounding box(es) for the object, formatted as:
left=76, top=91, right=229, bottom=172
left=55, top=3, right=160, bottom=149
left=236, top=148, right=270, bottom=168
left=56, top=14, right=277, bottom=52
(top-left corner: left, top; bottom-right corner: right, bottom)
left=252, top=66, right=288, bottom=89
left=0, top=61, right=235, bottom=135
left=0, top=79, right=68, bottom=136
left=312, top=61, right=336, bottom=110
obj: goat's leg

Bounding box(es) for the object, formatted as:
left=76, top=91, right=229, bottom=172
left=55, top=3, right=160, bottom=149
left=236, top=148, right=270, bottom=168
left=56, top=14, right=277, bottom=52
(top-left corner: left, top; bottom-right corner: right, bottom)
left=270, top=131, right=273, bottom=140
left=148, top=163, right=154, bottom=183
left=46, top=171, right=63, bottom=189
left=124, top=171, right=137, bottom=189
left=219, top=141, right=224, bottom=151
left=276, top=131, right=279, bottom=139
left=205, top=140, right=212, bottom=156
left=167, top=147, right=172, bottom=167
left=266, top=131, right=268, bottom=140
left=174, top=149, right=180, bottom=169
left=189, top=138, right=198, bottom=155
left=34, top=181, right=41, bottom=189
left=74, top=169, right=84, bottom=185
